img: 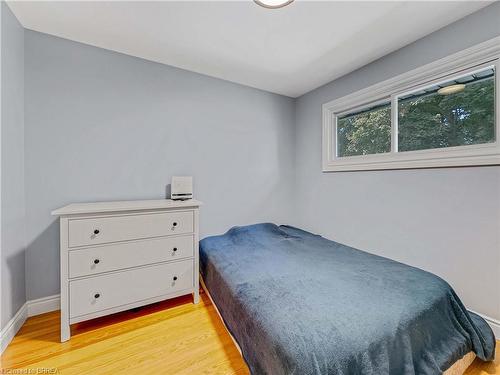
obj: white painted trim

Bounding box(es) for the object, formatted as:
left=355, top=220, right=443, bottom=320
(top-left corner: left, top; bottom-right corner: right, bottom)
left=0, top=291, right=497, bottom=359
left=0, top=295, right=60, bottom=354
left=322, top=36, right=500, bottom=172
left=0, top=303, right=27, bottom=354
left=469, top=309, right=500, bottom=339
left=27, top=294, right=60, bottom=317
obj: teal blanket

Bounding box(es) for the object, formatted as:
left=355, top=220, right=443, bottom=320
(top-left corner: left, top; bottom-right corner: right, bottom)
left=199, top=223, right=495, bottom=375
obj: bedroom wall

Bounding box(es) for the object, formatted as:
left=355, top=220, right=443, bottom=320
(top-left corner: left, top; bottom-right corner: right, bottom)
left=293, top=2, right=500, bottom=321
left=14, top=0, right=500, bottom=321
left=24, top=31, right=295, bottom=300
left=1, top=2, right=25, bottom=328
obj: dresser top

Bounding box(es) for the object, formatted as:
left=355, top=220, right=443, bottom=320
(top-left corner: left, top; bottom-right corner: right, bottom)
left=52, top=199, right=202, bottom=216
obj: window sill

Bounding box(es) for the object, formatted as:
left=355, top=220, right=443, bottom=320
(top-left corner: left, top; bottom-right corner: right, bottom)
left=322, top=152, right=500, bottom=172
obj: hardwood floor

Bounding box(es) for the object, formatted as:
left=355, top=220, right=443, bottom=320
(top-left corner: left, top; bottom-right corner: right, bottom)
left=1, top=292, right=248, bottom=374
left=1, top=291, right=499, bottom=374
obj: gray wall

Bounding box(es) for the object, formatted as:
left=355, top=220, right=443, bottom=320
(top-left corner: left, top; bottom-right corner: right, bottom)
left=12, top=1, right=500, bottom=324
left=24, top=30, right=295, bottom=300
left=1, top=2, right=25, bottom=328
left=293, top=2, right=500, bottom=320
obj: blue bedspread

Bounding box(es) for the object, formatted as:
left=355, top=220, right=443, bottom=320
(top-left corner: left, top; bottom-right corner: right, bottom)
left=199, top=223, right=495, bottom=375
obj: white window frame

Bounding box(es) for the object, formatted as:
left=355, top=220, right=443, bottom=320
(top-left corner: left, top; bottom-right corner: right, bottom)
left=322, top=36, right=500, bottom=172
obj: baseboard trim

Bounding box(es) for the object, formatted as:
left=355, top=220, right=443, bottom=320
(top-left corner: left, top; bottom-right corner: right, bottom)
left=0, top=294, right=60, bottom=354
left=469, top=309, right=500, bottom=339
left=27, top=294, right=60, bottom=317
left=0, top=303, right=28, bottom=354
left=1, top=294, right=498, bottom=354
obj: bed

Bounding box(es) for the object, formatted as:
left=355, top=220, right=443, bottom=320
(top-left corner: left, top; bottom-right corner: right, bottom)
left=199, top=223, right=495, bottom=375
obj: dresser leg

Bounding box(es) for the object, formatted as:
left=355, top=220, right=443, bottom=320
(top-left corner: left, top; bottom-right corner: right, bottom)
left=193, top=289, right=200, bottom=304
left=61, top=322, right=70, bottom=342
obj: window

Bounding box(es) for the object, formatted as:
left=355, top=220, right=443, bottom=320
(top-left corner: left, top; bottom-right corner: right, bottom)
left=337, top=101, right=391, bottom=157
left=322, top=37, right=500, bottom=172
left=397, top=69, right=495, bottom=152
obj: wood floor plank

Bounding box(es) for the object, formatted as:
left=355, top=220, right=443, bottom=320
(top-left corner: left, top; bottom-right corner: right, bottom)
left=465, top=342, right=500, bottom=375
left=1, top=292, right=498, bottom=374
left=1, top=293, right=248, bottom=375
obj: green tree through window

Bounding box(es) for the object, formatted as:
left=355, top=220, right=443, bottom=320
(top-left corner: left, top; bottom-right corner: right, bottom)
left=335, top=69, right=495, bottom=158
left=337, top=103, right=391, bottom=157
left=398, top=76, right=495, bottom=152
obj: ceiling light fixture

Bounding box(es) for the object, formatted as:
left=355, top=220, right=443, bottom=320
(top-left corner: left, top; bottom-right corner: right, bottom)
left=437, top=84, right=465, bottom=95
left=254, top=0, right=294, bottom=9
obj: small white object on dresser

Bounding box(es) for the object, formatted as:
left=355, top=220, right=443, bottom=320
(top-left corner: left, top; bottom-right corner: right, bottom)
left=52, top=199, right=202, bottom=342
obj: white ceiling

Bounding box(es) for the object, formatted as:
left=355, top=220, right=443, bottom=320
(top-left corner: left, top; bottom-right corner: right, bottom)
left=8, top=1, right=492, bottom=97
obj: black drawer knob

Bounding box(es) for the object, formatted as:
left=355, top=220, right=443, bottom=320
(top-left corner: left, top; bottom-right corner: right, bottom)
left=173, top=276, right=178, bottom=281
left=172, top=222, right=178, bottom=227
left=173, top=247, right=178, bottom=252
left=93, top=259, right=100, bottom=264
left=94, top=229, right=100, bottom=235
left=94, top=293, right=100, bottom=299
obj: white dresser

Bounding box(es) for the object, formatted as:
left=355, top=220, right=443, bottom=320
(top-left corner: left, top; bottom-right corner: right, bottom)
left=52, top=199, right=201, bottom=342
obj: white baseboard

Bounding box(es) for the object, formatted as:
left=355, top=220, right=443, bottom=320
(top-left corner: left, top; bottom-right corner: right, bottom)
left=469, top=309, right=500, bottom=339
left=0, top=294, right=60, bottom=354
left=27, top=294, right=60, bottom=317
left=0, top=294, right=498, bottom=355
left=0, top=303, right=28, bottom=354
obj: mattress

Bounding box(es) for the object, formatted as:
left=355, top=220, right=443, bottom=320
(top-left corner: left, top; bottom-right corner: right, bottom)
left=199, top=223, right=495, bottom=375
left=201, top=280, right=477, bottom=375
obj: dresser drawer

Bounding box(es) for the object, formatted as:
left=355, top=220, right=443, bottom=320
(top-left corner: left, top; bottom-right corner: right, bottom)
left=68, top=211, right=193, bottom=247
left=69, top=260, right=193, bottom=318
left=68, top=235, right=194, bottom=278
